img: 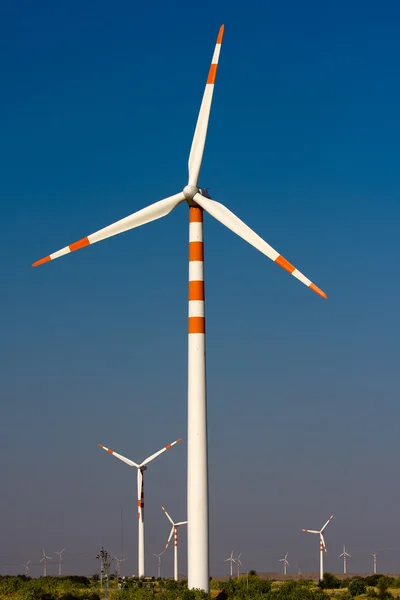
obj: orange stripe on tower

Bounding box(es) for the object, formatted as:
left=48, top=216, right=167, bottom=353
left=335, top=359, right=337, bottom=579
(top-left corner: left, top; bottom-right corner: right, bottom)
left=189, top=241, right=204, bottom=261
left=207, top=64, right=218, bottom=84
left=275, top=255, right=295, bottom=274
left=189, top=280, right=205, bottom=301
left=188, top=317, right=205, bottom=334
left=69, top=237, right=90, bottom=252
left=189, top=206, right=203, bottom=222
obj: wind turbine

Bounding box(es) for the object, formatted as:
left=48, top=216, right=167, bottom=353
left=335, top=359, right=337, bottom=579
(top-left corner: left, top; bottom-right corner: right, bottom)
left=54, top=549, right=65, bottom=576
left=32, top=24, right=327, bottom=592
left=98, top=438, right=182, bottom=577
left=161, top=505, right=188, bottom=581
left=153, top=552, right=164, bottom=579
left=113, top=556, right=126, bottom=579
left=278, top=552, right=289, bottom=576
left=40, top=549, right=52, bottom=576
left=225, top=551, right=236, bottom=578
left=338, top=545, right=351, bottom=574
left=23, top=560, right=31, bottom=577
left=236, top=553, right=242, bottom=579
left=371, top=553, right=378, bottom=574
left=302, top=513, right=334, bottom=580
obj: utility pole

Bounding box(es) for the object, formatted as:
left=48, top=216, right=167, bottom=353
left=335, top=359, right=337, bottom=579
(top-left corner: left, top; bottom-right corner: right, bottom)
left=96, top=547, right=112, bottom=598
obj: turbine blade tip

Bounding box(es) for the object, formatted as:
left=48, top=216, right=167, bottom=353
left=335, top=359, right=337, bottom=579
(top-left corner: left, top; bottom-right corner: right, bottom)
left=310, top=283, right=327, bottom=299
left=217, top=25, right=225, bottom=44
left=32, top=256, right=50, bottom=267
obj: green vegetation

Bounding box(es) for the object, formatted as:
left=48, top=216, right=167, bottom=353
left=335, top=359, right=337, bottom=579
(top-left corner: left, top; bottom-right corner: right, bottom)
left=0, top=575, right=99, bottom=600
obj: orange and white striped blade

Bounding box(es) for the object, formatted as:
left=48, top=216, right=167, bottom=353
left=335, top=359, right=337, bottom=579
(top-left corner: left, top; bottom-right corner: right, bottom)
left=193, top=193, right=327, bottom=299
left=98, top=443, right=138, bottom=467
left=175, top=521, right=188, bottom=526
left=321, top=513, right=335, bottom=532
left=32, top=192, right=185, bottom=267
left=302, top=529, right=319, bottom=534
left=320, top=533, right=327, bottom=552
left=140, top=437, right=182, bottom=467
left=188, top=25, right=224, bottom=186
left=164, top=526, right=174, bottom=551
left=137, top=468, right=144, bottom=521
left=161, top=505, right=174, bottom=526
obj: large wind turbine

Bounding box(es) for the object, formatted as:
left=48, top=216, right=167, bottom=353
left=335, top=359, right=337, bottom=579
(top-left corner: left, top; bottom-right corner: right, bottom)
left=161, top=505, right=187, bottom=581
left=55, top=549, right=65, bottom=576
left=338, top=545, right=351, bottom=574
left=224, top=551, right=236, bottom=578
left=98, top=439, right=181, bottom=577
left=302, top=514, right=334, bottom=580
left=32, top=25, right=327, bottom=591
left=40, top=549, right=52, bottom=577
left=279, top=552, right=289, bottom=576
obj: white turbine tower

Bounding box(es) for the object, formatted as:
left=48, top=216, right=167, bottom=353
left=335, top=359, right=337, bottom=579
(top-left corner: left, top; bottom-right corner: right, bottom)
left=225, top=551, right=236, bottom=578
left=23, top=560, right=31, bottom=577
left=153, top=552, right=164, bottom=579
left=338, top=545, right=351, bottom=575
left=32, top=24, right=327, bottom=592
left=98, top=438, right=181, bottom=577
left=40, top=549, right=52, bottom=577
left=371, top=553, right=378, bottom=574
left=161, top=505, right=188, bottom=581
left=55, top=549, right=65, bottom=576
left=235, top=553, right=242, bottom=579
left=302, top=514, right=334, bottom=581
left=279, top=552, right=289, bottom=576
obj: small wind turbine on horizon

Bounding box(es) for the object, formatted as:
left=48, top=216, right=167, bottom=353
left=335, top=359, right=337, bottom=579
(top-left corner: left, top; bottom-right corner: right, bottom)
left=224, top=551, right=236, bottom=578
left=54, top=549, right=65, bottom=576
left=302, top=513, right=334, bottom=580
left=278, top=552, right=289, bottom=576
left=161, top=505, right=188, bottom=581
left=32, top=23, right=328, bottom=593
left=113, top=556, right=126, bottom=580
left=23, top=560, right=31, bottom=577
left=236, top=553, right=242, bottom=579
left=40, top=549, right=52, bottom=577
left=371, top=553, right=378, bottom=575
left=338, top=545, right=351, bottom=575
left=153, top=552, right=164, bottom=579
left=98, top=438, right=182, bottom=577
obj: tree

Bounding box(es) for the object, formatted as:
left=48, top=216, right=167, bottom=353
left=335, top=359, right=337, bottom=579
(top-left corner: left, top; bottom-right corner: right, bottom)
left=348, top=578, right=367, bottom=597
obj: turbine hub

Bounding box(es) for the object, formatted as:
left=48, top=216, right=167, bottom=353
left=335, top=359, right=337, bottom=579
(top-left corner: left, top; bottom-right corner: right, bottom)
left=183, top=185, right=198, bottom=201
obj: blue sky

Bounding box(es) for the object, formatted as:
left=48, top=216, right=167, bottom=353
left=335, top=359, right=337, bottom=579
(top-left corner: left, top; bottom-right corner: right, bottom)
left=2, top=0, right=400, bottom=578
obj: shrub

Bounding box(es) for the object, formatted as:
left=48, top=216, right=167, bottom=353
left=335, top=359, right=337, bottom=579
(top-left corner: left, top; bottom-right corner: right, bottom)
left=319, top=573, right=342, bottom=590
left=348, top=578, right=367, bottom=597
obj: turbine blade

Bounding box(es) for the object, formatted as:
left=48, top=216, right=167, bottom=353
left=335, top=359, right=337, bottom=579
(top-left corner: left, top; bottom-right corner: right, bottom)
left=193, top=193, right=327, bottom=299
left=320, top=533, right=327, bottom=552
left=188, top=25, right=224, bottom=186
left=140, top=437, right=182, bottom=467
left=302, top=529, right=319, bottom=534
left=321, top=513, right=335, bottom=532
left=175, top=521, right=188, bottom=526
left=98, top=444, right=138, bottom=467
left=161, top=505, right=174, bottom=525
left=32, top=192, right=185, bottom=267
left=137, top=468, right=144, bottom=521
left=164, top=526, right=174, bottom=551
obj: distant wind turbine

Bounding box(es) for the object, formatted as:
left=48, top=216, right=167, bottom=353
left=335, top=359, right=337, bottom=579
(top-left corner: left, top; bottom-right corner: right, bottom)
left=153, top=552, right=164, bottom=579
left=224, top=551, right=236, bottom=578
left=338, top=545, right=351, bottom=574
left=371, top=553, right=378, bottom=575
left=98, top=437, right=182, bottom=577
left=23, top=560, right=31, bottom=577
left=161, top=505, right=188, bottom=581
left=40, top=549, right=52, bottom=576
left=278, top=552, right=289, bottom=576
left=54, top=549, right=65, bottom=576
left=113, top=556, right=125, bottom=579
left=236, top=553, right=242, bottom=579
left=302, top=513, right=335, bottom=580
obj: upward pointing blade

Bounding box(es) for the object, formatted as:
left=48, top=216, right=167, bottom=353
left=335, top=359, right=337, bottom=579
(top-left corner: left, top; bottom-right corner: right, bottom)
left=98, top=444, right=139, bottom=467
left=32, top=192, right=185, bottom=266
left=320, top=513, right=335, bottom=532
left=140, top=438, right=182, bottom=467
left=161, top=505, right=175, bottom=526
left=188, top=25, right=224, bottom=186
left=193, top=193, right=327, bottom=299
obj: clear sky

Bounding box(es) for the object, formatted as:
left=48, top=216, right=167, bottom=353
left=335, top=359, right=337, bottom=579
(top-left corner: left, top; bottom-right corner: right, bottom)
left=2, top=0, right=400, bottom=579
